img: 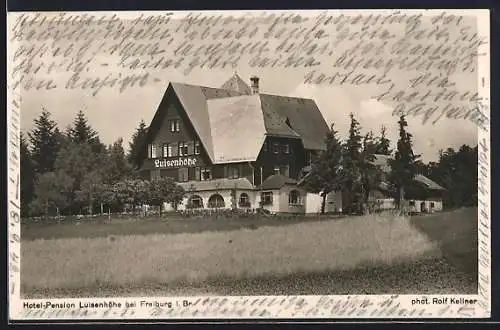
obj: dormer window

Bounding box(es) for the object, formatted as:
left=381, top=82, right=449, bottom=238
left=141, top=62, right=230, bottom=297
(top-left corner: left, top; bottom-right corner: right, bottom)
left=169, top=119, right=180, bottom=132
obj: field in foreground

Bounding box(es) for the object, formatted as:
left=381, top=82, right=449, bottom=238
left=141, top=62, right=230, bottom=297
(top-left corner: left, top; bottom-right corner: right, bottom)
left=21, top=208, right=478, bottom=298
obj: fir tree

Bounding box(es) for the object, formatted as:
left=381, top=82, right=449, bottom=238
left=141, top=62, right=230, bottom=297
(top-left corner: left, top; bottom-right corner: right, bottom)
left=67, top=110, right=105, bottom=154
left=359, top=131, right=379, bottom=213
left=302, top=123, right=344, bottom=214
left=28, top=108, right=61, bottom=175
left=128, top=119, right=148, bottom=169
left=375, top=125, right=392, bottom=155
left=388, top=115, right=420, bottom=210
left=342, top=113, right=364, bottom=214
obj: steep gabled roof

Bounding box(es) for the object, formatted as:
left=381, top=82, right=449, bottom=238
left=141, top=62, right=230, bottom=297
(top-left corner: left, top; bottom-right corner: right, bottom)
left=260, top=174, right=297, bottom=190
left=414, top=174, right=446, bottom=191
left=260, top=94, right=329, bottom=150
left=171, top=83, right=245, bottom=162
left=142, top=77, right=329, bottom=166
left=372, top=154, right=446, bottom=191
left=207, top=95, right=267, bottom=163
left=220, top=73, right=252, bottom=95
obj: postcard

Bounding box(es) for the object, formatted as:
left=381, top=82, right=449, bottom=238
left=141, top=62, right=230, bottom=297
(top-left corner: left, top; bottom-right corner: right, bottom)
left=7, top=9, right=491, bottom=321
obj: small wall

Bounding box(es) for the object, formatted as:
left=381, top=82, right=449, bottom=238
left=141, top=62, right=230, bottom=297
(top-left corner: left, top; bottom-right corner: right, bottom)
left=277, top=185, right=306, bottom=214
left=259, top=189, right=281, bottom=214
left=408, top=199, right=443, bottom=213
left=305, top=191, right=342, bottom=214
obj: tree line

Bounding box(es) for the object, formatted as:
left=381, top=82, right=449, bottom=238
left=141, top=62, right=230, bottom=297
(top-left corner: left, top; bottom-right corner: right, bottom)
left=21, top=109, right=184, bottom=218
left=303, top=113, right=478, bottom=214
left=21, top=108, right=478, bottom=218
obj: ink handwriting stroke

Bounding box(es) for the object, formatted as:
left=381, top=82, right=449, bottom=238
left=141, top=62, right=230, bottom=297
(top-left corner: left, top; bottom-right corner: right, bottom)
left=7, top=10, right=489, bottom=129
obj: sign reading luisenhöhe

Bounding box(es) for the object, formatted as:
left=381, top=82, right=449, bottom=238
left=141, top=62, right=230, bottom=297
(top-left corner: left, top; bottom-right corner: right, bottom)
left=154, top=158, right=198, bottom=168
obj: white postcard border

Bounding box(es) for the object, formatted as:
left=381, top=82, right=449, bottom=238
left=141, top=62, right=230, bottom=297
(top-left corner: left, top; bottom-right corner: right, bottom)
left=7, top=9, right=491, bottom=321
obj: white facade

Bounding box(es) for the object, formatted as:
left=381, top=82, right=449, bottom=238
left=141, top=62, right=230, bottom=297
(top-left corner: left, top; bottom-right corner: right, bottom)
left=408, top=199, right=443, bottom=213
left=163, top=186, right=443, bottom=214
left=305, top=191, right=342, bottom=214
left=260, top=185, right=306, bottom=214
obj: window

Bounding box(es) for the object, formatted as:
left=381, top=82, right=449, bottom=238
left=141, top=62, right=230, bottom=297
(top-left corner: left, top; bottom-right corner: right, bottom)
left=289, top=190, right=302, bottom=205
left=169, top=119, right=180, bottom=132
left=201, top=168, right=212, bottom=181
left=178, top=141, right=188, bottom=156
left=208, top=194, right=225, bottom=208
left=163, top=143, right=173, bottom=157
left=195, top=167, right=201, bottom=181
left=273, top=142, right=279, bottom=154
left=274, top=166, right=280, bottom=175
left=261, top=191, right=273, bottom=205
left=263, top=141, right=268, bottom=152
left=151, top=144, right=157, bottom=158
left=178, top=168, right=189, bottom=182
left=187, top=195, right=203, bottom=209
left=280, top=165, right=290, bottom=177
left=228, top=166, right=239, bottom=179
left=283, top=143, right=290, bottom=154
left=409, top=201, right=415, bottom=206
left=194, top=141, right=201, bottom=155
left=148, top=144, right=152, bottom=158
left=239, top=193, right=250, bottom=207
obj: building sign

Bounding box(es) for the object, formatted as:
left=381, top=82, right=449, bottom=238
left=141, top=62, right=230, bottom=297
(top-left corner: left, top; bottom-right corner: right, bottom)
left=154, top=157, right=198, bottom=168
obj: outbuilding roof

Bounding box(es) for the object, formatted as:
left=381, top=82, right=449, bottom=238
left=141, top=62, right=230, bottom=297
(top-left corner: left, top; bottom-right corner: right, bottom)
left=178, top=178, right=254, bottom=192
left=260, top=174, right=297, bottom=190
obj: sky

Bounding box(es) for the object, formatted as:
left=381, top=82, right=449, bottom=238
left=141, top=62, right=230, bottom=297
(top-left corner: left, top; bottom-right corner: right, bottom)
left=15, top=10, right=481, bottom=163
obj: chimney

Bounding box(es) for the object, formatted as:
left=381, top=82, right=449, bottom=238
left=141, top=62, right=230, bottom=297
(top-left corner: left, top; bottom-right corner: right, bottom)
left=250, top=76, right=259, bottom=94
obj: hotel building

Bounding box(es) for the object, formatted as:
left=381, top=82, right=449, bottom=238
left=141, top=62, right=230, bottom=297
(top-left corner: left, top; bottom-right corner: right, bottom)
left=137, top=73, right=332, bottom=213
left=137, top=73, right=445, bottom=214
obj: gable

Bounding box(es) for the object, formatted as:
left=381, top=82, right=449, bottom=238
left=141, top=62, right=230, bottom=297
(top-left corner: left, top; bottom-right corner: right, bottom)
left=220, top=73, right=252, bottom=95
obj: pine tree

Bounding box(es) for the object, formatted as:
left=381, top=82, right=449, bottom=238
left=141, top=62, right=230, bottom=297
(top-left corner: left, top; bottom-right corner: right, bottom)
left=67, top=110, right=105, bottom=154
left=128, top=119, right=148, bottom=169
left=388, top=115, right=420, bottom=210
left=20, top=133, right=35, bottom=216
left=302, top=123, right=344, bottom=214
left=28, top=108, right=61, bottom=175
left=427, top=145, right=478, bottom=208
left=342, top=113, right=364, bottom=214
left=360, top=131, right=379, bottom=213
left=375, top=125, right=392, bottom=155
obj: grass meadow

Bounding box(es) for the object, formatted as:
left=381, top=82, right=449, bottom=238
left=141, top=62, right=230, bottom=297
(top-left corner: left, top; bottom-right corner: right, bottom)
left=21, top=208, right=478, bottom=298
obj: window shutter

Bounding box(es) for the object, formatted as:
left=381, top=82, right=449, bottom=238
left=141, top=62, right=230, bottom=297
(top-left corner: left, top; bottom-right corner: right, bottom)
left=187, top=141, right=194, bottom=155
left=224, top=165, right=228, bottom=178
left=195, top=167, right=201, bottom=181
left=148, top=144, right=152, bottom=158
